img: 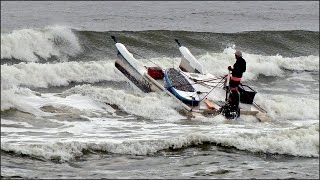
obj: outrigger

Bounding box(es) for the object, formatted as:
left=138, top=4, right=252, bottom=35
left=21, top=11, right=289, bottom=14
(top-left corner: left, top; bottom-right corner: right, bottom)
left=111, top=36, right=271, bottom=121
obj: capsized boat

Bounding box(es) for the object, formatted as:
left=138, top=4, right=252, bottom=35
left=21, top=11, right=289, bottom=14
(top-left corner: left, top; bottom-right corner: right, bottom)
left=111, top=36, right=271, bottom=121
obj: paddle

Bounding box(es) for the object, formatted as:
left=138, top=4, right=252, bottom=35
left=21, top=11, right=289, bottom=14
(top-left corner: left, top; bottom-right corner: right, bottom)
left=225, top=70, right=230, bottom=101
left=175, top=39, right=182, bottom=47
left=111, top=35, right=118, bottom=43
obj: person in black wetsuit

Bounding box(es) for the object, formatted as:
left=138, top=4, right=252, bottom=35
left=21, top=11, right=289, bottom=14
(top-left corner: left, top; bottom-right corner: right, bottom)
left=225, top=50, right=246, bottom=118
left=228, top=50, right=246, bottom=92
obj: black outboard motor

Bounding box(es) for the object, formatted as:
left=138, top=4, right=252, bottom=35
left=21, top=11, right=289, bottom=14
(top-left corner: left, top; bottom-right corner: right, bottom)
left=220, top=90, right=240, bottom=119
left=220, top=83, right=257, bottom=119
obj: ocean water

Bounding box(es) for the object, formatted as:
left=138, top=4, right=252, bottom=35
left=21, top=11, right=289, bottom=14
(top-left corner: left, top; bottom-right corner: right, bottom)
left=1, top=1, right=319, bottom=179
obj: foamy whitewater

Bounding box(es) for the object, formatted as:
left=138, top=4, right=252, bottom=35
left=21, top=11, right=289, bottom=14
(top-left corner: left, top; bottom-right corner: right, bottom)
left=1, top=1, right=319, bottom=179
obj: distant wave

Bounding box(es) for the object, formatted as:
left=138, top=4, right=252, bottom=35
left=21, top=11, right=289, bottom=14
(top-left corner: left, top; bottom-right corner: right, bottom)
left=1, top=26, right=319, bottom=64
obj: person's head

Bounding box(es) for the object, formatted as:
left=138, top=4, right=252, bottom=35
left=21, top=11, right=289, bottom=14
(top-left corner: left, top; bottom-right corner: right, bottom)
left=235, top=50, right=242, bottom=58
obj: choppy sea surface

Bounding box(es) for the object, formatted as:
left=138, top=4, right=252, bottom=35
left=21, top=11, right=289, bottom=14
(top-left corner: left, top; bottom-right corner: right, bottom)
left=1, top=1, right=319, bottom=179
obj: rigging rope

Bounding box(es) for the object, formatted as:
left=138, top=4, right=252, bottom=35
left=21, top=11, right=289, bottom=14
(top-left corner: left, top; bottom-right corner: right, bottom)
left=190, top=75, right=227, bottom=111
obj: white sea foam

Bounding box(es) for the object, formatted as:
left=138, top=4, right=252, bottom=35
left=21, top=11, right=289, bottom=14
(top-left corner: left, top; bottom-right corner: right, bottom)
left=255, top=93, right=319, bottom=120
left=278, top=55, right=320, bottom=71
left=1, top=60, right=125, bottom=88
left=0, top=60, right=127, bottom=111
left=0, top=85, right=110, bottom=115
left=287, top=72, right=318, bottom=82
left=62, top=84, right=185, bottom=120
left=1, top=25, right=81, bottom=62
left=194, top=46, right=319, bottom=81
left=212, top=124, right=319, bottom=157
left=45, top=93, right=114, bottom=112
left=0, top=85, right=41, bottom=112
left=1, top=119, right=34, bottom=128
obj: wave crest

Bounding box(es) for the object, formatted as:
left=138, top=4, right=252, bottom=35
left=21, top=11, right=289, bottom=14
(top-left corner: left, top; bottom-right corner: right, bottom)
left=1, top=25, right=81, bottom=62
left=2, top=125, right=318, bottom=162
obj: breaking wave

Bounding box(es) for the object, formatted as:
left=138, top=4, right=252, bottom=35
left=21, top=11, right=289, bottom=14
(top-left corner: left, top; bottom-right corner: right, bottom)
left=1, top=26, right=318, bottom=64
left=1, top=25, right=81, bottom=62
left=1, top=124, right=318, bottom=162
